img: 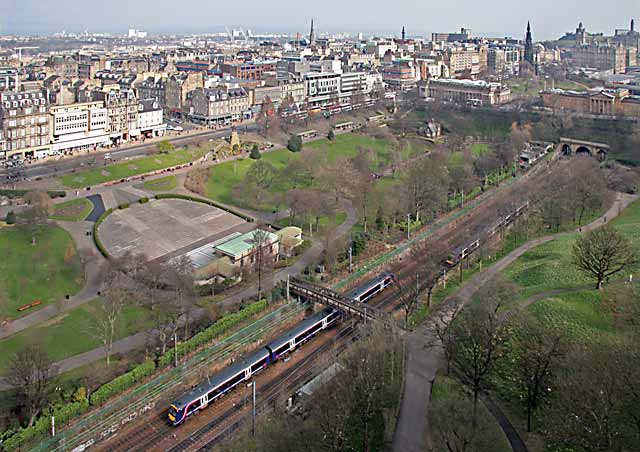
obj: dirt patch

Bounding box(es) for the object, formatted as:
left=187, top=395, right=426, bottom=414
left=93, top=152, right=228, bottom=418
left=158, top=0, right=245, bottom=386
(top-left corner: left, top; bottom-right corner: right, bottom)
left=100, top=170, right=111, bottom=177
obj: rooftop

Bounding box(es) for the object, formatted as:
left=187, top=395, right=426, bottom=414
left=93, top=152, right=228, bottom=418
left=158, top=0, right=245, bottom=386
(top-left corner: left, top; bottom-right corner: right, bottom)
left=214, top=229, right=278, bottom=258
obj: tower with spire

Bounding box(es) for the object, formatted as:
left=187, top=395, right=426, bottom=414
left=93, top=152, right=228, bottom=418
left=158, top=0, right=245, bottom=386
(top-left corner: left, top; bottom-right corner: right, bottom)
left=309, top=19, right=316, bottom=46
left=524, top=21, right=534, bottom=65
left=402, top=26, right=406, bottom=41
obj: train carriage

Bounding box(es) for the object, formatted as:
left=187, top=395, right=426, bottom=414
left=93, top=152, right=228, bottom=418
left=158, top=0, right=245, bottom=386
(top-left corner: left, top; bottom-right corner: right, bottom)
left=348, top=272, right=395, bottom=303
left=168, top=308, right=338, bottom=426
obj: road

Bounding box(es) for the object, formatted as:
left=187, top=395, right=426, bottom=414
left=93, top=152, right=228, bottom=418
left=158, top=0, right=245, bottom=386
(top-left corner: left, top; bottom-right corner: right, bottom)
left=392, top=192, right=638, bottom=452
left=0, top=124, right=258, bottom=185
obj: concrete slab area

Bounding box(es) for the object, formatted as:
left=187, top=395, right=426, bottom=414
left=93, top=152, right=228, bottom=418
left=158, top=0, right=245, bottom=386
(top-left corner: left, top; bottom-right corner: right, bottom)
left=99, top=198, right=247, bottom=260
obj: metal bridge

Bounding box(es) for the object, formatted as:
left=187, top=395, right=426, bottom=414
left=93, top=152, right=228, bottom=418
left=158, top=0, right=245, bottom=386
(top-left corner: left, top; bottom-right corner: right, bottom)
left=288, top=277, right=398, bottom=327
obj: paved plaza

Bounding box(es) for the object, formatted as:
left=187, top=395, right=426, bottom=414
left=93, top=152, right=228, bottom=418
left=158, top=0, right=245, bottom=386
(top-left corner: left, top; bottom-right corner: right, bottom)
left=100, top=198, right=248, bottom=260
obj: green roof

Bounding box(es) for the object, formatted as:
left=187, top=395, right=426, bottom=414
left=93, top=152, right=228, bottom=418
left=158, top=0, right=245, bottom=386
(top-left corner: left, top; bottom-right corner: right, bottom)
left=214, top=229, right=278, bottom=258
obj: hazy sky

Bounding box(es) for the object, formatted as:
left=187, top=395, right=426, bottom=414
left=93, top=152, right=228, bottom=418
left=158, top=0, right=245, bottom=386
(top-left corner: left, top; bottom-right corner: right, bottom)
left=2, top=0, right=638, bottom=40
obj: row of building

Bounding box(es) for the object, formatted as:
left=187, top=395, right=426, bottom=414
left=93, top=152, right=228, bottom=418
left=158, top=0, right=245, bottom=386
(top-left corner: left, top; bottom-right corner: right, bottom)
left=0, top=86, right=165, bottom=160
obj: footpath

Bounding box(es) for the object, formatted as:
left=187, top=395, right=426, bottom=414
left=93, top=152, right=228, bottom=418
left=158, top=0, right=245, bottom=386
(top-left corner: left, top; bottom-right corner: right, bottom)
left=392, top=192, right=638, bottom=452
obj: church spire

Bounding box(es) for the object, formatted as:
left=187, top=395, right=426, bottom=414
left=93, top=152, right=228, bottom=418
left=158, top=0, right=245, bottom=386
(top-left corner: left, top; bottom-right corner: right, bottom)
left=309, top=18, right=316, bottom=46
left=524, top=20, right=534, bottom=65
left=402, top=26, right=406, bottom=41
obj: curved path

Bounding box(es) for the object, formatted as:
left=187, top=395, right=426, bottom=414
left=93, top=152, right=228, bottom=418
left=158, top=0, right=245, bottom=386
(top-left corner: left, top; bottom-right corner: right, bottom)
left=392, top=192, right=638, bottom=452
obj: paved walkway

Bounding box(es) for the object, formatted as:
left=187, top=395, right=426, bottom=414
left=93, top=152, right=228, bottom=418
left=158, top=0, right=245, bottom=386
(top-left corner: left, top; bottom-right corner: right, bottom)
left=392, top=192, right=638, bottom=452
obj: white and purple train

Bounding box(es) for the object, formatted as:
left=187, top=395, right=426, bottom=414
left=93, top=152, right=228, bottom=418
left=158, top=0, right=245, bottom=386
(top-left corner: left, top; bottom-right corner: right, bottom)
left=168, top=307, right=339, bottom=426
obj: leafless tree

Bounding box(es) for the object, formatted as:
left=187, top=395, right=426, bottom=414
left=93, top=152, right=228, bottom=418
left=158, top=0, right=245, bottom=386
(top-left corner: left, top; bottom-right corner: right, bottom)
left=430, top=398, right=506, bottom=452
left=393, top=271, right=420, bottom=327
left=8, top=344, right=58, bottom=427
left=549, top=341, right=640, bottom=452
left=250, top=228, right=271, bottom=301
left=167, top=255, right=196, bottom=340
left=572, top=225, right=637, bottom=289
left=90, top=286, right=128, bottom=365
left=450, top=279, right=513, bottom=422
left=20, top=190, right=53, bottom=245
left=510, top=313, right=565, bottom=432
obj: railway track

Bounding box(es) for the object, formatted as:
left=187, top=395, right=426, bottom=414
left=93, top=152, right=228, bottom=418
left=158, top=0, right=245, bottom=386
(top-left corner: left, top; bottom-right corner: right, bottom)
left=171, top=324, right=356, bottom=452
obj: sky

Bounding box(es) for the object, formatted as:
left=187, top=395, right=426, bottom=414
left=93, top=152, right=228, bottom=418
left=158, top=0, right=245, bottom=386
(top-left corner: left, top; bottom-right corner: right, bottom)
left=1, top=0, right=638, bottom=41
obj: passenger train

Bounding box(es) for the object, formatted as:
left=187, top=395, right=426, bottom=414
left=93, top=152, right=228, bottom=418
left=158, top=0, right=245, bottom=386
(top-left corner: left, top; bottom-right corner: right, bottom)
left=445, top=201, right=529, bottom=268
left=348, top=272, right=395, bottom=303
left=168, top=307, right=340, bottom=426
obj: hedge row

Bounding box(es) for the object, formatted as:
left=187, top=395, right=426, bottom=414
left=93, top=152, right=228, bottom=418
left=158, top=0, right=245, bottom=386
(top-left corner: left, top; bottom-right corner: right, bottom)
left=89, top=360, right=155, bottom=406
left=2, top=399, right=89, bottom=451
left=93, top=208, right=113, bottom=258
left=154, top=193, right=254, bottom=223
left=0, top=189, right=66, bottom=199
left=158, top=299, right=267, bottom=368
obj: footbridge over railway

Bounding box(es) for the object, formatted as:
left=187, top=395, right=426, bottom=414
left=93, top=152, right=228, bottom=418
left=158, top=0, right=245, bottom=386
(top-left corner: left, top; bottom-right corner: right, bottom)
left=288, top=277, right=400, bottom=328
left=558, top=137, right=610, bottom=160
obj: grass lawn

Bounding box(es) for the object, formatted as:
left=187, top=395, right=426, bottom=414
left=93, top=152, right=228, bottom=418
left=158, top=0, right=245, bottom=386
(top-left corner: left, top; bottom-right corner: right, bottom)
left=278, top=211, right=347, bottom=236
left=503, top=235, right=591, bottom=300
left=142, top=175, right=177, bottom=192
left=504, top=199, right=640, bottom=301
left=0, top=225, right=84, bottom=320
left=0, top=298, right=151, bottom=374
left=470, top=143, right=492, bottom=157
left=50, top=198, right=93, bottom=222
left=61, top=147, right=206, bottom=188
left=205, top=134, right=427, bottom=209
left=527, top=290, right=615, bottom=343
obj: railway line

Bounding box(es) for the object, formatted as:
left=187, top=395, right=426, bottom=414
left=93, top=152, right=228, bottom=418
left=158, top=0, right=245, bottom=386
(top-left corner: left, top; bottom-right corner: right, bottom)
left=97, top=277, right=404, bottom=452
left=87, top=156, right=548, bottom=452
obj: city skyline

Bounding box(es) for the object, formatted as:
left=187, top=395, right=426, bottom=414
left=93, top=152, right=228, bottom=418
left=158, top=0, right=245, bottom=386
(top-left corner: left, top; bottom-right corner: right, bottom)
left=2, top=0, right=639, bottom=41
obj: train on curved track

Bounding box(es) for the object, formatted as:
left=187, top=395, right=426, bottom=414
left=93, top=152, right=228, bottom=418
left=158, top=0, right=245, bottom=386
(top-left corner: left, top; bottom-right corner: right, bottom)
left=168, top=307, right=340, bottom=426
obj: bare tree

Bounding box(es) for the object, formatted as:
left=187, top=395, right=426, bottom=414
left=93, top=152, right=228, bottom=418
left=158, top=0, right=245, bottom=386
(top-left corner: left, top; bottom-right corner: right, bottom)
left=451, top=280, right=512, bottom=422
left=250, top=228, right=271, bottom=301
left=572, top=226, right=637, bottom=289
left=394, top=271, right=420, bottom=327
left=167, top=255, right=196, bottom=340
left=549, top=341, right=640, bottom=452
left=91, top=287, right=128, bottom=365
left=8, top=344, right=58, bottom=427
left=430, top=398, right=506, bottom=452
left=20, top=190, right=53, bottom=245
left=510, top=313, right=565, bottom=432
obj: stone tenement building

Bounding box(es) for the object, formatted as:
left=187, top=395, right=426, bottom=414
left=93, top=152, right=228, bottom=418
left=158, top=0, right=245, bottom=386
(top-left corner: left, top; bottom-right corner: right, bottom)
left=540, top=87, right=640, bottom=118
left=420, top=78, right=512, bottom=106
left=0, top=89, right=50, bottom=159
left=570, top=44, right=635, bottom=73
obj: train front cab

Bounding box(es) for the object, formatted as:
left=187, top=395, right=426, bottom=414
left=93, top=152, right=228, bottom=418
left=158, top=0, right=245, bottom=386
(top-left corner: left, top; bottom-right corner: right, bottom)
left=168, top=404, right=185, bottom=426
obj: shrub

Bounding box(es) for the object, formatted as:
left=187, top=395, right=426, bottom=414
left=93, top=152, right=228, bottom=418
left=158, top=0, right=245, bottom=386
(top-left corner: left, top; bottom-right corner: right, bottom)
left=117, top=203, right=130, bottom=210
left=249, top=145, right=261, bottom=160
left=139, top=197, right=149, bottom=204
left=5, top=210, right=16, bottom=224
left=89, top=360, right=156, bottom=406
left=93, top=208, right=114, bottom=258
left=328, top=129, right=336, bottom=140
left=287, top=135, right=303, bottom=152
left=156, top=140, right=174, bottom=154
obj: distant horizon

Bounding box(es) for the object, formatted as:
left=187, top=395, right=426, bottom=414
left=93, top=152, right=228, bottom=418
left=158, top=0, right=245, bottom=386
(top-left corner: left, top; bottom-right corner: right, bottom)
left=2, top=0, right=638, bottom=42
